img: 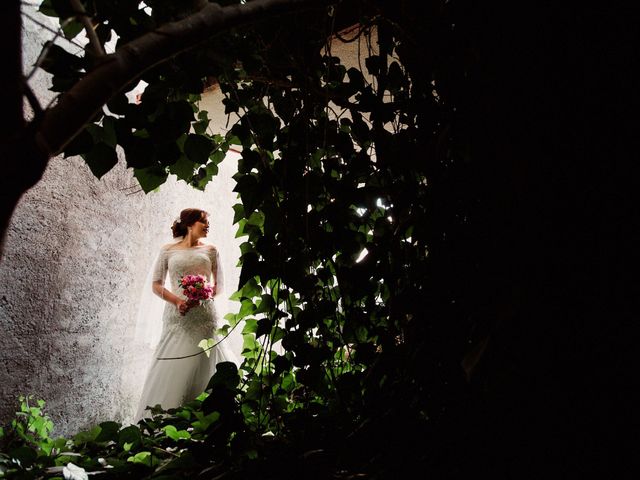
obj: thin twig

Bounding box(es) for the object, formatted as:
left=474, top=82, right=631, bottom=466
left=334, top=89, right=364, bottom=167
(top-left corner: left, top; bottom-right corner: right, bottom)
left=153, top=446, right=180, bottom=458
left=69, top=0, right=106, bottom=56
left=119, top=184, right=143, bottom=191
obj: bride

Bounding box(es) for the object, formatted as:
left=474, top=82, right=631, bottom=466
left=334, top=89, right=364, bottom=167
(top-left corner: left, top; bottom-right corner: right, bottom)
left=135, top=208, right=237, bottom=421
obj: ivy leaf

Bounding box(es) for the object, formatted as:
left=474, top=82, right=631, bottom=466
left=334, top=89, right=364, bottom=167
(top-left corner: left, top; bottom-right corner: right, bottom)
left=127, top=451, right=158, bottom=467
left=64, top=129, right=93, bottom=157
left=242, top=318, right=258, bottom=334
left=232, top=203, right=246, bottom=224
left=9, top=446, right=37, bottom=468
left=184, top=134, right=214, bottom=165
left=94, top=421, right=121, bottom=443
left=124, top=136, right=157, bottom=169
left=239, top=252, right=260, bottom=288
left=281, top=372, right=296, bottom=392
left=101, top=116, right=118, bottom=148
left=210, top=149, right=225, bottom=165
left=62, top=19, right=84, bottom=40
left=50, top=73, right=81, bottom=92
left=118, top=424, right=141, bottom=444
left=191, top=411, right=220, bottom=432
left=347, top=67, right=365, bottom=91
left=233, top=174, right=262, bottom=216
left=247, top=108, right=279, bottom=149
left=216, top=324, right=230, bottom=336
left=73, top=425, right=101, bottom=446
left=271, top=90, right=296, bottom=123
left=222, top=97, right=239, bottom=114
left=157, top=141, right=182, bottom=166
left=198, top=338, right=216, bottom=358
left=206, top=362, right=240, bottom=390
left=255, top=317, right=274, bottom=338
left=107, top=94, right=130, bottom=115
left=238, top=149, right=260, bottom=174
left=387, top=61, right=406, bottom=93
left=255, top=294, right=275, bottom=314
left=169, top=155, right=196, bottom=181
left=229, top=122, right=252, bottom=148
left=238, top=298, right=257, bottom=319
left=192, top=110, right=211, bottom=135
left=273, top=355, right=292, bottom=376
left=39, top=0, right=75, bottom=17
left=39, top=43, right=83, bottom=76
left=148, top=101, right=194, bottom=141
left=163, top=425, right=191, bottom=441
left=241, top=277, right=261, bottom=298
left=83, top=143, right=118, bottom=179
left=364, top=55, right=382, bottom=76
left=193, top=161, right=220, bottom=190
left=134, top=166, right=167, bottom=193
left=38, top=0, right=58, bottom=17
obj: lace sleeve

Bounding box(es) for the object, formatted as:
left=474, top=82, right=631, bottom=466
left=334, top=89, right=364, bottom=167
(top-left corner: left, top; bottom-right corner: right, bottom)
left=151, top=248, right=168, bottom=283
left=211, top=247, right=224, bottom=298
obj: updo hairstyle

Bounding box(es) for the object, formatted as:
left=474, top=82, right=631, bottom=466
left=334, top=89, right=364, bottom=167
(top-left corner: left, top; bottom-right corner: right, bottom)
left=171, top=208, right=208, bottom=238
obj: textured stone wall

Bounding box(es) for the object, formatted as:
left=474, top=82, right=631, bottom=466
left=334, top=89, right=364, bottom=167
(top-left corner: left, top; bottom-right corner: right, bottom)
left=0, top=7, right=243, bottom=435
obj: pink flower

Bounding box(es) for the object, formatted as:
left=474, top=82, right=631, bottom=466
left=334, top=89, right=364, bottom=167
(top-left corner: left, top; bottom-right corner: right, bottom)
left=178, top=274, right=214, bottom=308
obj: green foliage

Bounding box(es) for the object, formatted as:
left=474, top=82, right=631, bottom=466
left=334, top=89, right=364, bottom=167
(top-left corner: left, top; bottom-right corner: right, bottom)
left=0, top=396, right=68, bottom=477
left=3, top=0, right=483, bottom=477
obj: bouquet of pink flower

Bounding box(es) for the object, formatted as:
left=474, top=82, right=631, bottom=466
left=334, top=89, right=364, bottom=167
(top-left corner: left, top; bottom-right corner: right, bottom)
left=178, top=274, right=214, bottom=310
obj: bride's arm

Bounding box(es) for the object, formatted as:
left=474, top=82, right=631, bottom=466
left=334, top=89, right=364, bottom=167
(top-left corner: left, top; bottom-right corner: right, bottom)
left=152, top=280, right=182, bottom=306
left=153, top=280, right=189, bottom=314
left=150, top=248, right=188, bottom=313
left=211, top=247, right=224, bottom=297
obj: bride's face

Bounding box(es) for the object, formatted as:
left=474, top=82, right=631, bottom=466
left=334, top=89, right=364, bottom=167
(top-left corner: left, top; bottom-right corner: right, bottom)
left=191, top=215, right=210, bottom=239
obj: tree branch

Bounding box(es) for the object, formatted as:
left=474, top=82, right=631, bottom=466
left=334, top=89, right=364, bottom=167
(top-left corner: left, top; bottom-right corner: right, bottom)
left=32, top=0, right=332, bottom=159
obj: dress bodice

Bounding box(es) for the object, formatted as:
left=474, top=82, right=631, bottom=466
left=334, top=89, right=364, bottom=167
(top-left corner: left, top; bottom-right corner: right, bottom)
left=152, top=244, right=219, bottom=295
left=165, top=247, right=215, bottom=295
left=151, top=244, right=222, bottom=334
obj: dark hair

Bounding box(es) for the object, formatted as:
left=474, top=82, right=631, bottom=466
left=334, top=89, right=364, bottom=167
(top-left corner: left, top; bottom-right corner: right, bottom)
left=171, top=208, right=208, bottom=238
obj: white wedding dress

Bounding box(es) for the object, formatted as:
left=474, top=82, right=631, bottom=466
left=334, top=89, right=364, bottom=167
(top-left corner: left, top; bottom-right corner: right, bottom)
left=135, top=244, right=237, bottom=421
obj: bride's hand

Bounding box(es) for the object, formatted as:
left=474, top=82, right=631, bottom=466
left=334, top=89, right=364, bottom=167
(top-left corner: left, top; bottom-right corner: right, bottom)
left=176, top=300, right=189, bottom=316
